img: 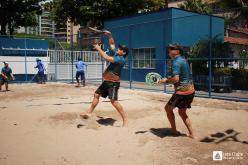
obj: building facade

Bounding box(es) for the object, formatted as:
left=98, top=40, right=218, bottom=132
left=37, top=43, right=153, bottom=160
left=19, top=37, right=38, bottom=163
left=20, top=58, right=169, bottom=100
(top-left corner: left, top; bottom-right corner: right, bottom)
left=17, top=11, right=80, bottom=43
left=104, top=7, right=224, bottom=82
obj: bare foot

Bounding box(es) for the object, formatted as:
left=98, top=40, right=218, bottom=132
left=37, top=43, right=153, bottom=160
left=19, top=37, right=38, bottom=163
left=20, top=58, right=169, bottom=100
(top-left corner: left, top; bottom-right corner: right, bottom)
left=188, top=134, right=197, bottom=139
left=122, top=121, right=128, bottom=127
left=80, top=112, right=91, bottom=119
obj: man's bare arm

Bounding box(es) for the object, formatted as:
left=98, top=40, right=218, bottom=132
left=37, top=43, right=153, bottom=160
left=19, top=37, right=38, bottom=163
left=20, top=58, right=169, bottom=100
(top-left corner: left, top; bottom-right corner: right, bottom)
left=94, top=44, right=115, bottom=63
left=159, top=75, right=179, bottom=84
left=105, top=31, right=115, bottom=50
left=10, top=73, right=15, bottom=80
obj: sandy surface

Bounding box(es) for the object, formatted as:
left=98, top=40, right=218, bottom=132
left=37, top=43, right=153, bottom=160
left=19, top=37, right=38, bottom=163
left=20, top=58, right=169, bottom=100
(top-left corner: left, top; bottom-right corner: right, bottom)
left=0, top=83, right=247, bottom=165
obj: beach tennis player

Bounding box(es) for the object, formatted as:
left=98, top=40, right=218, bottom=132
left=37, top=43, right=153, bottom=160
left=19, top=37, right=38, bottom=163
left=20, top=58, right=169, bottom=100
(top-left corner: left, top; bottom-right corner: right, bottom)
left=34, top=58, right=46, bottom=84
left=80, top=30, right=128, bottom=127
left=75, top=57, right=86, bottom=87
left=0, top=62, right=15, bottom=91
left=158, top=43, right=196, bottom=138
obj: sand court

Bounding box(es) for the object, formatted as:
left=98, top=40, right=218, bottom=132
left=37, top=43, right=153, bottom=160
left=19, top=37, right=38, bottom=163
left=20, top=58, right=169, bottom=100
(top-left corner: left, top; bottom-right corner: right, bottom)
left=0, top=83, right=247, bottom=165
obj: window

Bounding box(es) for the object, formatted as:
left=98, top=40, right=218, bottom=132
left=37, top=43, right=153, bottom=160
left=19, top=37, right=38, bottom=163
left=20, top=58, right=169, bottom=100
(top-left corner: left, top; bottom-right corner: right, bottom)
left=132, top=48, right=156, bottom=69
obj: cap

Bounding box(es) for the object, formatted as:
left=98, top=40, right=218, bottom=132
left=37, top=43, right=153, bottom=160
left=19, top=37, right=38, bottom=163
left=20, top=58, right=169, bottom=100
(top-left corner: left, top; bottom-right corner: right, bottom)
left=167, top=43, right=183, bottom=51
left=36, top=58, right=41, bottom=61
left=3, top=62, right=8, bottom=64
left=118, top=44, right=129, bottom=55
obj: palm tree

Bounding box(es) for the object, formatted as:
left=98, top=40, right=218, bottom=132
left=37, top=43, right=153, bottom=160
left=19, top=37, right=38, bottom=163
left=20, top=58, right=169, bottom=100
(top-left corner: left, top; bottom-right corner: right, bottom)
left=178, top=0, right=211, bottom=14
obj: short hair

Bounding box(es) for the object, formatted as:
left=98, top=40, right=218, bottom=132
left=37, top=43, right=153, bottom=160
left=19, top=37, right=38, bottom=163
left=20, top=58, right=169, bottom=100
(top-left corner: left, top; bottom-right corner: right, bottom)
left=118, top=44, right=129, bottom=56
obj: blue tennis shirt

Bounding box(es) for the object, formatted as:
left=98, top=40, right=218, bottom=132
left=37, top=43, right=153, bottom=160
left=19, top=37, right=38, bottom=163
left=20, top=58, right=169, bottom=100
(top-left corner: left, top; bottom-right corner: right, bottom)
left=35, top=61, right=45, bottom=72
left=103, top=48, right=125, bottom=82
left=76, top=60, right=86, bottom=72
left=172, top=55, right=193, bottom=85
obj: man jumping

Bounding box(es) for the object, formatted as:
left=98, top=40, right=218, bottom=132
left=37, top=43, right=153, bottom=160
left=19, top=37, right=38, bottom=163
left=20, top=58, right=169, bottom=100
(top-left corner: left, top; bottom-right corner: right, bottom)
left=80, top=30, right=129, bottom=127
left=159, top=44, right=196, bottom=138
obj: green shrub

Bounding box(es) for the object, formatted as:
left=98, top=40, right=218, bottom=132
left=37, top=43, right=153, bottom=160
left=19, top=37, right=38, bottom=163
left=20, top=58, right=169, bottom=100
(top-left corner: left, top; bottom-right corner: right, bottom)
left=231, top=68, right=248, bottom=90
left=214, top=67, right=232, bottom=76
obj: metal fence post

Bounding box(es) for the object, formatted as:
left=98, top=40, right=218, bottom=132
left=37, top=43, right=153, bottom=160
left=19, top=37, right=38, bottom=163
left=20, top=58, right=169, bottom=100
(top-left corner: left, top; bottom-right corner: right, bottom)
left=164, top=58, right=167, bottom=93
left=208, top=15, right=213, bottom=97
left=129, top=26, right=133, bottom=89
left=55, top=51, right=58, bottom=81
left=163, top=20, right=167, bottom=93
left=129, top=55, right=132, bottom=89
left=71, top=34, right=74, bottom=83
left=102, top=59, right=104, bottom=83
left=24, top=36, right=28, bottom=82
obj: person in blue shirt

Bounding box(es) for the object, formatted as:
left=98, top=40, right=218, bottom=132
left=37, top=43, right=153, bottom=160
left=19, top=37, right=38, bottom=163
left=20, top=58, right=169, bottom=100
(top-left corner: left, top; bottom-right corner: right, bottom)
left=159, top=43, right=195, bottom=139
left=75, top=58, right=86, bottom=87
left=80, top=30, right=129, bottom=127
left=0, top=62, right=15, bottom=91
left=34, top=58, right=45, bottom=84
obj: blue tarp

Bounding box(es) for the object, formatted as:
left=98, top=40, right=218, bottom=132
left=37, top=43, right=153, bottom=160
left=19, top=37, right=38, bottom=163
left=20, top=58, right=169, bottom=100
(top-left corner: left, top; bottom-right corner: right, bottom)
left=0, top=37, right=48, bottom=56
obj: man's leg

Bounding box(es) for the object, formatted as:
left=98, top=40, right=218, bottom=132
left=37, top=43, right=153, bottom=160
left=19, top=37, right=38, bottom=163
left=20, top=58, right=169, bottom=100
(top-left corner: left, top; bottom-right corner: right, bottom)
left=76, top=72, right=80, bottom=86
left=5, top=82, right=8, bottom=91
left=80, top=93, right=100, bottom=118
left=0, top=80, right=3, bottom=91
left=82, top=71, right=85, bottom=86
left=110, top=100, right=128, bottom=127
left=37, top=73, right=41, bottom=84
left=164, top=104, right=178, bottom=134
left=178, top=108, right=195, bottom=138
left=41, top=72, right=45, bottom=84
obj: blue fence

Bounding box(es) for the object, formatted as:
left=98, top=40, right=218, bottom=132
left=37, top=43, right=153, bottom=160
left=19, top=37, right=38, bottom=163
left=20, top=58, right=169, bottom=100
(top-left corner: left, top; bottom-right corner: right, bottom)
left=1, top=8, right=248, bottom=102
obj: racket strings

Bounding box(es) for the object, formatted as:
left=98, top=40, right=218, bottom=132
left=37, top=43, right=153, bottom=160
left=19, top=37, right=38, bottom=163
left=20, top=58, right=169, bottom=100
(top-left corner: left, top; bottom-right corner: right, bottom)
left=145, top=72, right=162, bottom=86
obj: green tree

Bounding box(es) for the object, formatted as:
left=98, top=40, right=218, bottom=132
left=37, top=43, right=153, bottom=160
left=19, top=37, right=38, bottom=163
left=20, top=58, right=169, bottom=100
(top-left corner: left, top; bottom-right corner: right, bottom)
left=52, top=0, right=165, bottom=28
left=0, top=0, right=44, bottom=35
left=189, top=35, right=233, bottom=74
left=178, top=0, right=211, bottom=14
left=189, top=35, right=233, bottom=59
left=219, top=0, right=248, bottom=28
left=42, top=1, right=54, bottom=11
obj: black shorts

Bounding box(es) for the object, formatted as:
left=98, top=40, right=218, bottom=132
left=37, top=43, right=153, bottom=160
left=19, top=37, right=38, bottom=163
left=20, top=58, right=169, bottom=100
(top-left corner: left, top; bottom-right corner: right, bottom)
left=167, top=92, right=195, bottom=109
left=0, top=77, right=8, bottom=85
left=95, top=81, right=120, bottom=100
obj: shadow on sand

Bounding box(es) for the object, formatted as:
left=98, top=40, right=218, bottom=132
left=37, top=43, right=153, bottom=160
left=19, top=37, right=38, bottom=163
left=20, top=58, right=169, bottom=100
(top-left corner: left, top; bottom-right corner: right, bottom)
left=96, top=116, right=116, bottom=126
left=135, top=128, right=187, bottom=138
left=200, top=129, right=248, bottom=144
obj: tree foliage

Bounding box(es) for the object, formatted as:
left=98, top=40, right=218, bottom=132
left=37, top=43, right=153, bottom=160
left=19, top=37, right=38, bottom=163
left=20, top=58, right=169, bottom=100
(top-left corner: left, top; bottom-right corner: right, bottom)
left=189, top=35, right=233, bottom=74
left=219, top=0, right=248, bottom=28
left=189, top=35, right=233, bottom=59
left=178, top=0, right=211, bottom=14
left=0, top=0, right=44, bottom=35
left=52, top=0, right=165, bottom=28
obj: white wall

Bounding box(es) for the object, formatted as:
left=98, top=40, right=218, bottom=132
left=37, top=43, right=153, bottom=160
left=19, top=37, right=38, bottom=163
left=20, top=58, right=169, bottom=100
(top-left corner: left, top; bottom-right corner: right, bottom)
left=0, top=56, right=48, bottom=74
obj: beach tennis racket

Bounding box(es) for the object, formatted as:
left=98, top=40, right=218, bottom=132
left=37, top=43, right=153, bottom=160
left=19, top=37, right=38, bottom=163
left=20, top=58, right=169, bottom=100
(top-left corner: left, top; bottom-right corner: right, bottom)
left=145, top=72, right=162, bottom=86
left=88, top=27, right=107, bottom=34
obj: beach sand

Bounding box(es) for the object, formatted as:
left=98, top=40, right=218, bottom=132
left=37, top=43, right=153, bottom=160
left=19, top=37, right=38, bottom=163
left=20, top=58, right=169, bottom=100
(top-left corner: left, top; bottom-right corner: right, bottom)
left=0, top=83, right=247, bottom=165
